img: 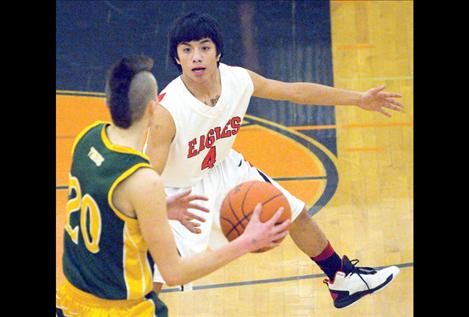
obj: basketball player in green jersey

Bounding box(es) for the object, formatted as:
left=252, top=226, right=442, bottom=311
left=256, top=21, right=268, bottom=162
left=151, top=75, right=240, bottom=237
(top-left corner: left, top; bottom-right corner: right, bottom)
left=56, top=55, right=290, bottom=317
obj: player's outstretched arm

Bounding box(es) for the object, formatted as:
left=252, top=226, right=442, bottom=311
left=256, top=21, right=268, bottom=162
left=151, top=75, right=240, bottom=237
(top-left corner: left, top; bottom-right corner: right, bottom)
left=127, top=170, right=289, bottom=286
left=145, top=104, right=175, bottom=175
left=160, top=203, right=290, bottom=286
left=247, top=70, right=404, bottom=117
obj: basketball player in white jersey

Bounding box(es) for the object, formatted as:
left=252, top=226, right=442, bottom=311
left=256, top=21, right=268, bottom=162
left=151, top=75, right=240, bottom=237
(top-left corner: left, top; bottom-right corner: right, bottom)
left=145, top=12, right=404, bottom=309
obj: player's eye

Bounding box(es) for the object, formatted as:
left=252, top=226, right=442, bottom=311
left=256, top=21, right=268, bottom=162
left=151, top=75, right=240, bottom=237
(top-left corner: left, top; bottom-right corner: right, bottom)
left=182, top=47, right=191, bottom=53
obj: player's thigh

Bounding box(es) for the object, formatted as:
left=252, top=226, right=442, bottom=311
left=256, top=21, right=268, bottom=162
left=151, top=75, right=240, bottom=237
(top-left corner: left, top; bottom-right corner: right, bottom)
left=218, top=150, right=305, bottom=220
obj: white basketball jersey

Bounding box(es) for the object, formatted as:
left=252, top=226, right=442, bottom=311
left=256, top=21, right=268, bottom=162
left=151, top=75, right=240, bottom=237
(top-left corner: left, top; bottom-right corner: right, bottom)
left=155, top=63, right=254, bottom=187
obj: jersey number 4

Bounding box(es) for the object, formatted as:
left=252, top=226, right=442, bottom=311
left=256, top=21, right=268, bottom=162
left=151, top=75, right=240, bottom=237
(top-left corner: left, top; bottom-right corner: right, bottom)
left=201, top=146, right=217, bottom=170
left=64, top=174, right=102, bottom=253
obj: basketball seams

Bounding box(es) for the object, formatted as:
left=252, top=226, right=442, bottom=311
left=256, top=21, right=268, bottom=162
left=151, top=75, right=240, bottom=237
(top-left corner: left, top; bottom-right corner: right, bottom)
left=223, top=213, right=250, bottom=239
left=241, top=181, right=258, bottom=217
left=220, top=181, right=290, bottom=244
left=229, top=192, right=242, bottom=222
left=220, top=215, right=241, bottom=239
left=261, top=193, right=284, bottom=206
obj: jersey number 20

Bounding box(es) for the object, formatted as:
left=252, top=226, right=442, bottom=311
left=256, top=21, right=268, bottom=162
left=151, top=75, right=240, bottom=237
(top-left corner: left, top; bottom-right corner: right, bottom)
left=64, top=174, right=102, bottom=254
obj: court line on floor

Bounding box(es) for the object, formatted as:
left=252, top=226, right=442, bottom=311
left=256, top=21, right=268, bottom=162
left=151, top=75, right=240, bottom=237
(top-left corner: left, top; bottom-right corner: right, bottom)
left=288, top=121, right=413, bottom=131
left=56, top=121, right=414, bottom=139
left=161, top=262, right=413, bottom=293
left=55, top=176, right=328, bottom=190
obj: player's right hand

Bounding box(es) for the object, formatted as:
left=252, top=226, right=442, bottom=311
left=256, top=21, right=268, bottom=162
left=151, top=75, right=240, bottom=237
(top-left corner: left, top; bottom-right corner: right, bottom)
left=166, top=189, right=209, bottom=234
left=242, top=203, right=290, bottom=252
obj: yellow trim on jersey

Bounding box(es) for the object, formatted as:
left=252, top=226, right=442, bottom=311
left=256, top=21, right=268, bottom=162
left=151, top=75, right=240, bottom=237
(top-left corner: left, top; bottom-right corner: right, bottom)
left=100, top=124, right=151, bottom=161
left=59, top=277, right=148, bottom=308
left=70, top=120, right=109, bottom=157
left=123, top=222, right=153, bottom=299
left=106, top=162, right=154, bottom=299
left=107, top=163, right=153, bottom=222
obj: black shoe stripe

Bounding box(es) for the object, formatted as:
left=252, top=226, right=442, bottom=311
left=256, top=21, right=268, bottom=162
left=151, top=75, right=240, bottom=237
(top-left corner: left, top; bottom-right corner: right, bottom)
left=333, top=274, right=394, bottom=309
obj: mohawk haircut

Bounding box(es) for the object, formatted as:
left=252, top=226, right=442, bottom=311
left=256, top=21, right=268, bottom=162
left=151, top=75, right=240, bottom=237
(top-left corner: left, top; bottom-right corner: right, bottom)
left=105, top=55, right=156, bottom=128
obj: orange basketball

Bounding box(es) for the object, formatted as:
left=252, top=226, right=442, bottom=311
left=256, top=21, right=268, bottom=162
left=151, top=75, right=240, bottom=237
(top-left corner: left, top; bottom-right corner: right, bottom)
left=220, top=180, right=291, bottom=253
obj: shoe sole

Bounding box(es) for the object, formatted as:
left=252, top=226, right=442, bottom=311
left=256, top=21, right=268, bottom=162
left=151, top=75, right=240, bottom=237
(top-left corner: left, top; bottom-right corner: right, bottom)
left=334, top=269, right=400, bottom=309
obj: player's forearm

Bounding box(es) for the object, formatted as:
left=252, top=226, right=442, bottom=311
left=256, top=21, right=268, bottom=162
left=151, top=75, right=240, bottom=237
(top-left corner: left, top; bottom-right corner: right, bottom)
left=289, top=82, right=362, bottom=106
left=165, top=236, right=252, bottom=286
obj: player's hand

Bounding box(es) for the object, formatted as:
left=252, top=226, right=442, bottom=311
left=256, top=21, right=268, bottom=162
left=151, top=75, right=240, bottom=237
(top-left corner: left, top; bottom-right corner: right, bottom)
left=357, top=85, right=404, bottom=117
left=166, top=189, right=209, bottom=234
left=241, top=203, right=290, bottom=252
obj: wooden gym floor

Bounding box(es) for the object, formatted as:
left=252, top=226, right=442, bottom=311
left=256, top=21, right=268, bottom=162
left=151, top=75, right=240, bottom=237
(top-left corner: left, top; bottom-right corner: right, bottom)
left=56, top=1, right=413, bottom=316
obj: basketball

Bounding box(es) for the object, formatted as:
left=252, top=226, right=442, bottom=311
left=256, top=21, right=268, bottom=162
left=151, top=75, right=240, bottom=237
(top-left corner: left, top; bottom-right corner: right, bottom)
left=220, top=180, right=291, bottom=252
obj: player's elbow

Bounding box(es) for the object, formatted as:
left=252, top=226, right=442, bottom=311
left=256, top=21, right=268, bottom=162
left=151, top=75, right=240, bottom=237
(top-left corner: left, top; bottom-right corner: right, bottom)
left=161, top=271, right=186, bottom=287
left=158, top=262, right=187, bottom=286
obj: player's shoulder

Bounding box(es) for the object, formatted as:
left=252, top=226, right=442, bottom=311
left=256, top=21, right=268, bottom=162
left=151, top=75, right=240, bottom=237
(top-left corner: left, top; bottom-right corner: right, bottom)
left=71, top=121, right=108, bottom=155
left=125, top=166, right=163, bottom=192
left=159, top=76, right=183, bottom=96
left=158, top=77, right=186, bottom=108
left=220, top=63, right=249, bottom=77
left=220, top=63, right=252, bottom=83
left=220, top=63, right=253, bottom=90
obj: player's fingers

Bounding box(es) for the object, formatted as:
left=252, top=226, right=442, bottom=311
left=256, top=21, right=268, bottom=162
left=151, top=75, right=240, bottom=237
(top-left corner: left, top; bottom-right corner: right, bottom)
left=386, top=98, right=405, bottom=109
left=273, top=229, right=289, bottom=241
left=187, top=203, right=210, bottom=213
left=267, top=207, right=285, bottom=225
left=273, top=218, right=291, bottom=233
left=187, top=195, right=209, bottom=202
left=182, top=221, right=202, bottom=234
left=378, top=108, right=392, bottom=117
left=184, top=216, right=201, bottom=225
left=369, top=85, right=386, bottom=94
left=184, top=211, right=206, bottom=223
left=251, top=203, right=262, bottom=221
left=381, top=92, right=402, bottom=98
left=384, top=102, right=403, bottom=112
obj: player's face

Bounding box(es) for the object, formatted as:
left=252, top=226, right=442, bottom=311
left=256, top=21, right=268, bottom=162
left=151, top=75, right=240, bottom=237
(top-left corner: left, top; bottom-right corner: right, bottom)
left=176, top=38, right=221, bottom=83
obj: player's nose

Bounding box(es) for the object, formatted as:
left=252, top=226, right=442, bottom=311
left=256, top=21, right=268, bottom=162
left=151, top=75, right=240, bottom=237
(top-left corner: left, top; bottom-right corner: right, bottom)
left=192, top=49, right=203, bottom=63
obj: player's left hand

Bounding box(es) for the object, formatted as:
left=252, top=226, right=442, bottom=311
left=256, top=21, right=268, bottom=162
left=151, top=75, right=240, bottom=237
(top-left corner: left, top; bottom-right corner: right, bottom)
left=166, top=189, right=209, bottom=234
left=357, top=85, right=404, bottom=117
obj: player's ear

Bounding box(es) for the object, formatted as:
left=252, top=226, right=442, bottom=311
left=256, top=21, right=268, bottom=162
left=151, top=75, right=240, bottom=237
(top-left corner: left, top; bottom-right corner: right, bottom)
left=175, top=57, right=181, bottom=65
left=216, top=54, right=221, bottom=62
left=146, top=99, right=157, bottom=124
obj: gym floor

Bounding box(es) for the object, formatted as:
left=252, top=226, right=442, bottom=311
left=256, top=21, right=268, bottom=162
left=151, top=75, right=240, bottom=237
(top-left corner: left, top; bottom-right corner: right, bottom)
left=56, top=1, right=413, bottom=316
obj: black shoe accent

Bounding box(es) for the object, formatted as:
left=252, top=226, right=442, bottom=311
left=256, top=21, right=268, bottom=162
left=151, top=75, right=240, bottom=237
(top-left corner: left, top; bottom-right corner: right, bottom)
left=332, top=273, right=394, bottom=309
left=341, top=256, right=378, bottom=290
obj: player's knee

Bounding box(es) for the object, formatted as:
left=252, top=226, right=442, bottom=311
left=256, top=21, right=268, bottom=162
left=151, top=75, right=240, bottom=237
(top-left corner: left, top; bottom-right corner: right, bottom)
left=293, top=207, right=309, bottom=222
left=290, top=208, right=314, bottom=229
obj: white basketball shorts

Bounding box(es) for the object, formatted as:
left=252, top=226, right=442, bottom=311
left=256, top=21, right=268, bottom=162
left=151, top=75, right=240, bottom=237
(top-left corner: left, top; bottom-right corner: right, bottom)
left=153, top=149, right=305, bottom=284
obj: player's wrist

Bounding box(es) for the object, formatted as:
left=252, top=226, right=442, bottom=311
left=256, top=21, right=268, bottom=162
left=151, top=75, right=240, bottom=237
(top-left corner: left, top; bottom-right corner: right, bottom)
left=234, top=234, right=256, bottom=253
left=355, top=91, right=365, bottom=107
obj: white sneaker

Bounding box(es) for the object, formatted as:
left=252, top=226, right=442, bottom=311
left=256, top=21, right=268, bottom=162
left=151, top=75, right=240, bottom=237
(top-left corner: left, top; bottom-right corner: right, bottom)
left=323, top=256, right=400, bottom=308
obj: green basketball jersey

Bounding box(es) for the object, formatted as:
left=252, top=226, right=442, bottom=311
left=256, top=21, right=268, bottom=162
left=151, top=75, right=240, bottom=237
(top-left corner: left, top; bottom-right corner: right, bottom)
left=62, top=121, right=156, bottom=300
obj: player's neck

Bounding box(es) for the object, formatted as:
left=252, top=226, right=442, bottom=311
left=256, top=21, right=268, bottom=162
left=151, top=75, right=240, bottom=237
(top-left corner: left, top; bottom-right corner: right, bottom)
left=106, top=123, right=147, bottom=153
left=181, top=68, right=221, bottom=105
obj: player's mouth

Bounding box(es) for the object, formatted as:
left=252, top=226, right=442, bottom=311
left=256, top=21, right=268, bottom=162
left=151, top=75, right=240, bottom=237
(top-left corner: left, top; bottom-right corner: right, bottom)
left=192, top=67, right=206, bottom=76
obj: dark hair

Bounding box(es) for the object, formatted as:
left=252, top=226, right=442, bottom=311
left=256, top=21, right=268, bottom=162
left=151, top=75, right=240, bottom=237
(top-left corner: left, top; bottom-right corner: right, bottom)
left=168, top=12, right=224, bottom=72
left=106, top=55, right=155, bottom=128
